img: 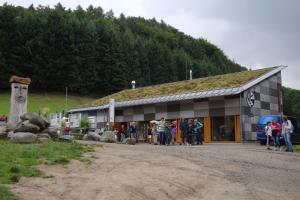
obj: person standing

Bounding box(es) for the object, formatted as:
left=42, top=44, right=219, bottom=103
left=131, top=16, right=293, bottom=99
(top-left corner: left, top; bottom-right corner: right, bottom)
left=128, top=122, right=137, bottom=140
left=147, top=124, right=153, bottom=144
left=180, top=119, right=189, bottom=145
left=282, top=116, right=293, bottom=152
left=271, top=119, right=281, bottom=151
left=194, top=119, right=203, bottom=145
left=120, top=124, right=127, bottom=143
left=170, top=123, right=177, bottom=145
left=158, top=117, right=166, bottom=145
left=187, top=120, right=195, bottom=145
left=264, top=121, right=272, bottom=150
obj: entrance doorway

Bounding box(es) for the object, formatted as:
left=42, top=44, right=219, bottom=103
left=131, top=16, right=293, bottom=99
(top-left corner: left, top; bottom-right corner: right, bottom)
left=211, top=116, right=235, bottom=141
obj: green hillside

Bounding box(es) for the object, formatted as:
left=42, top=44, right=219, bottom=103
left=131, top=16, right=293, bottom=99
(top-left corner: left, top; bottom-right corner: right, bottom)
left=0, top=92, right=94, bottom=115
left=0, top=4, right=245, bottom=96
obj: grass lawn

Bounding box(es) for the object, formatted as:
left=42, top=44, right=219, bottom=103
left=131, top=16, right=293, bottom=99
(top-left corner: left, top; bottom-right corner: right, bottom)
left=0, top=92, right=95, bottom=115
left=0, top=140, right=100, bottom=200
left=294, top=145, right=300, bottom=153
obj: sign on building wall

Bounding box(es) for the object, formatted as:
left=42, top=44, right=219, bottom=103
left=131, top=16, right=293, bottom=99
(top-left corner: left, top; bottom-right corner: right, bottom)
left=109, top=98, right=115, bottom=123
left=246, top=91, right=255, bottom=108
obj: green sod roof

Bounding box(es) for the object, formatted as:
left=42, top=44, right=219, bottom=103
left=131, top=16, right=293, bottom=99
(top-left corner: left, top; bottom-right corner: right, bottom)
left=83, top=67, right=274, bottom=108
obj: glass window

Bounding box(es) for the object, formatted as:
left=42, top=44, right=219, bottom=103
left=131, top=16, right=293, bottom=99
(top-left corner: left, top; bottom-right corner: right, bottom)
left=212, top=116, right=235, bottom=141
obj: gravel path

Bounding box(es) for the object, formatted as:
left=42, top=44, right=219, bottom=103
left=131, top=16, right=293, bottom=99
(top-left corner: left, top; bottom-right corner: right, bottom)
left=12, top=143, right=300, bottom=200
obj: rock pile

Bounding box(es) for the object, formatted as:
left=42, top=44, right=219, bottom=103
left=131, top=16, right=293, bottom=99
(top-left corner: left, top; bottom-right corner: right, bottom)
left=9, top=112, right=58, bottom=143
left=83, top=130, right=116, bottom=143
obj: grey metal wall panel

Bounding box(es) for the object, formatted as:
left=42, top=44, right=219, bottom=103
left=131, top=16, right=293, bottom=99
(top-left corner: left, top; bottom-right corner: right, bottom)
left=144, top=105, right=155, bottom=114
left=194, top=109, right=209, bottom=117
left=194, top=101, right=209, bottom=110
left=115, top=116, right=124, bottom=122
left=209, top=108, right=225, bottom=116
left=124, top=115, right=133, bottom=122
left=225, top=107, right=240, bottom=116
left=167, top=111, right=180, bottom=119
left=144, top=113, right=155, bottom=121
left=155, top=103, right=167, bottom=113
left=180, top=102, right=194, bottom=111
left=133, top=114, right=144, bottom=121
left=180, top=110, right=195, bottom=118
left=133, top=106, right=144, bottom=115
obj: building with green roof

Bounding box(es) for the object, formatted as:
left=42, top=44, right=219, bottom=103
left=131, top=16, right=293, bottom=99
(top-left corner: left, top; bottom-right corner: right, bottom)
left=68, top=66, right=286, bottom=143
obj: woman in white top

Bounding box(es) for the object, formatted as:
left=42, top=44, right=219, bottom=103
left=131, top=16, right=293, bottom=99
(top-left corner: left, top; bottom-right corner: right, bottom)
left=282, top=116, right=293, bottom=152
left=265, top=121, right=272, bottom=150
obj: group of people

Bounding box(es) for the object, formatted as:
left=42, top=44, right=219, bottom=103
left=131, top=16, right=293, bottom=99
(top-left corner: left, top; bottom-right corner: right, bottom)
left=114, top=117, right=204, bottom=146
left=264, top=116, right=294, bottom=152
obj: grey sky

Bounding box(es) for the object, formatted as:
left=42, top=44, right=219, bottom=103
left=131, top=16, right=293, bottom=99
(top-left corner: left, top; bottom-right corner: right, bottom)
left=2, top=0, right=300, bottom=89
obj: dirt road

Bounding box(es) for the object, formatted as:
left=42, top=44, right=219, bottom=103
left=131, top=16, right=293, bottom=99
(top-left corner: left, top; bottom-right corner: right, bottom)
left=11, top=143, right=300, bottom=200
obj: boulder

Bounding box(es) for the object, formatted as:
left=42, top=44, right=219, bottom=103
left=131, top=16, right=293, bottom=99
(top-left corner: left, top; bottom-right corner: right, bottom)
left=35, top=131, right=51, bottom=142
left=42, top=127, right=58, bottom=138
left=125, top=138, right=136, bottom=145
left=7, top=131, right=14, bottom=139
left=0, top=126, right=7, bottom=139
left=58, top=135, right=74, bottom=142
left=20, top=113, right=48, bottom=130
left=37, top=137, right=51, bottom=143
left=100, top=131, right=116, bottom=143
left=36, top=133, right=51, bottom=139
left=83, top=132, right=101, bottom=141
left=10, top=132, right=37, bottom=143
left=82, top=134, right=88, bottom=141
left=41, top=116, right=50, bottom=128
left=14, top=120, right=40, bottom=133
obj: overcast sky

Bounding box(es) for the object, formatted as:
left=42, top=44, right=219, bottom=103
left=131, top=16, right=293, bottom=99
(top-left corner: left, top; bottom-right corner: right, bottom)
left=2, top=0, right=300, bottom=89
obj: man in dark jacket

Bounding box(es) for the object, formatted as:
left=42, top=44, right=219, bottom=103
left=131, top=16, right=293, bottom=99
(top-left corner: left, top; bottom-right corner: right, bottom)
left=180, top=119, right=189, bottom=145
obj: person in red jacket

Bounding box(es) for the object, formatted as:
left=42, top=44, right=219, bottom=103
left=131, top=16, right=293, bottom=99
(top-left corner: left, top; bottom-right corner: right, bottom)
left=271, top=119, right=281, bottom=151
left=64, top=122, right=72, bottom=135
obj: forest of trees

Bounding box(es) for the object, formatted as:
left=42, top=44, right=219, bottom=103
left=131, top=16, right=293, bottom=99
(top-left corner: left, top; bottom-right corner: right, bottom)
left=0, top=3, right=245, bottom=95
left=1, top=3, right=300, bottom=116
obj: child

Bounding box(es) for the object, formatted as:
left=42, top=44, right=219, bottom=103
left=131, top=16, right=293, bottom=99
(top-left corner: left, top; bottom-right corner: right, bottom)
left=265, top=121, right=272, bottom=150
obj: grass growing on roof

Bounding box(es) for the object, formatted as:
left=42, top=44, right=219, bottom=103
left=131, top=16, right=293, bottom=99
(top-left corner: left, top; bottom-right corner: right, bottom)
left=85, top=67, right=273, bottom=107
left=0, top=141, right=99, bottom=184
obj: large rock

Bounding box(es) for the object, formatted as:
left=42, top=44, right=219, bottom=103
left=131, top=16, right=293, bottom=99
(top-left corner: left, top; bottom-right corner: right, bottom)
left=0, top=126, right=7, bottom=139
left=36, top=133, right=51, bottom=143
left=10, top=132, right=37, bottom=143
left=58, top=135, right=74, bottom=142
left=7, top=131, right=14, bottom=139
left=20, top=113, right=48, bottom=130
left=42, top=127, right=58, bottom=138
left=125, top=138, right=136, bottom=145
left=83, top=132, right=101, bottom=141
left=14, top=120, right=40, bottom=133
left=36, top=133, right=51, bottom=139
left=100, top=131, right=116, bottom=143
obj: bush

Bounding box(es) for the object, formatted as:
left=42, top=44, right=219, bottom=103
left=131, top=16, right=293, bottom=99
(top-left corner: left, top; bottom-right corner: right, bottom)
left=80, top=117, right=90, bottom=135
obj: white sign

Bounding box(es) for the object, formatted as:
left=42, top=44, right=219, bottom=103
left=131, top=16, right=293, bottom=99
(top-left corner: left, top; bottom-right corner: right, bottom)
left=246, top=91, right=255, bottom=108
left=109, top=98, right=115, bottom=123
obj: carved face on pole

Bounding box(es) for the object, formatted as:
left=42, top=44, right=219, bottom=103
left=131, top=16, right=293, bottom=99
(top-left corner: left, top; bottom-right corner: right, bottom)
left=8, top=76, right=31, bottom=128
left=13, top=84, right=28, bottom=103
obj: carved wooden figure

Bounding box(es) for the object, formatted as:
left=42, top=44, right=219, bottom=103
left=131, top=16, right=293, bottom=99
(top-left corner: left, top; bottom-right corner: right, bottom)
left=8, top=76, right=31, bottom=127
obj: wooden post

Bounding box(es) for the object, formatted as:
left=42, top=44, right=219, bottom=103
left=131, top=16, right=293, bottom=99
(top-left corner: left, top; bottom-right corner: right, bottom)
left=204, top=117, right=211, bottom=143
left=235, top=115, right=241, bottom=143
left=8, top=76, right=31, bottom=128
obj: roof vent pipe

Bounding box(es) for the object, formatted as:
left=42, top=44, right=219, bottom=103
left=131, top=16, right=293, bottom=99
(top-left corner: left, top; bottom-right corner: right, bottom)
left=189, top=70, right=192, bottom=80
left=131, top=80, right=136, bottom=89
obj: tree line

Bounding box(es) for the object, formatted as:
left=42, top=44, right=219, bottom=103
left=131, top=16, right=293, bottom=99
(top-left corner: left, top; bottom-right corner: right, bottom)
left=1, top=4, right=299, bottom=116
left=0, top=3, right=245, bottom=95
